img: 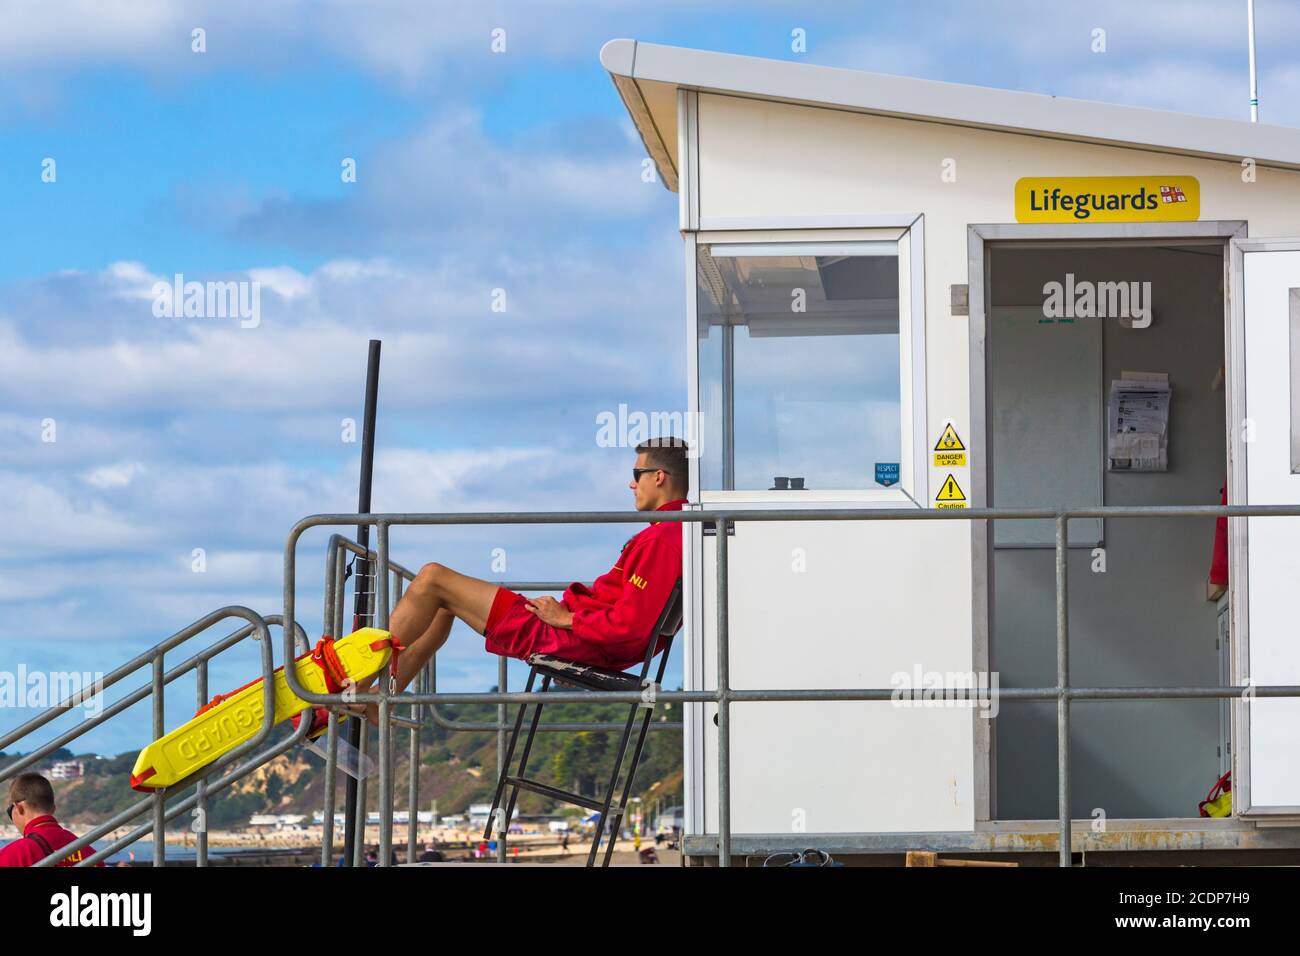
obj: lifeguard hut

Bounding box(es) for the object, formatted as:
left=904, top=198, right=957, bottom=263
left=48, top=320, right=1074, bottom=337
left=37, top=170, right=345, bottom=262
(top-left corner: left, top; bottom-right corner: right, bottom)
left=602, top=39, right=1300, bottom=863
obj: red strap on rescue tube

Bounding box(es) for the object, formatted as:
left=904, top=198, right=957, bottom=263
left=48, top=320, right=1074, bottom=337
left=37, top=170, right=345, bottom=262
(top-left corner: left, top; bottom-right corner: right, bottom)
left=291, top=705, right=331, bottom=739
left=310, top=636, right=350, bottom=694
left=371, top=636, right=405, bottom=692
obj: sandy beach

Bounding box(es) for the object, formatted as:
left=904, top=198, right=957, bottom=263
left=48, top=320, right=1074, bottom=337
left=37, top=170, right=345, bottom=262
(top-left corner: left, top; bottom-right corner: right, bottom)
left=1, top=822, right=678, bottom=865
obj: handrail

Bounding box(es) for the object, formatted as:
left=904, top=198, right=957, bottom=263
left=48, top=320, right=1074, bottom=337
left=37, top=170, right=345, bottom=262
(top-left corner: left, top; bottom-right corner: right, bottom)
left=318, top=533, right=682, bottom=865
left=11, top=503, right=1299, bottom=868
left=284, top=505, right=1300, bottom=867
left=323, top=533, right=683, bottom=732
left=0, top=611, right=310, bottom=867
left=79, top=708, right=317, bottom=867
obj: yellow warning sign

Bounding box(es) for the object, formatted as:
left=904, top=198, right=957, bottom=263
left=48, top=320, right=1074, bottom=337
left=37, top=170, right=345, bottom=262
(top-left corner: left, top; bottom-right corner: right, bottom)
left=934, top=424, right=967, bottom=467
left=936, top=473, right=967, bottom=509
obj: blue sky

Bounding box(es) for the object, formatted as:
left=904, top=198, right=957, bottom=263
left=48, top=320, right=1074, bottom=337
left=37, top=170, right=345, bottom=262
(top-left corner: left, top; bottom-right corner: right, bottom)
left=2, top=0, right=1298, bottom=756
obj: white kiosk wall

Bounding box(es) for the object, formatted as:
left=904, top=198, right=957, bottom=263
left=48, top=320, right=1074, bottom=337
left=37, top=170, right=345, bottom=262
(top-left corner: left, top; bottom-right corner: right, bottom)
left=1238, top=243, right=1300, bottom=814
left=679, top=88, right=1300, bottom=835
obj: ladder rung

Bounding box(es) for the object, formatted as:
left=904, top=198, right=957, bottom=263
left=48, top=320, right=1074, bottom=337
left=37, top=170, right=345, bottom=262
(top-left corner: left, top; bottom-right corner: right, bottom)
left=505, top=776, right=615, bottom=815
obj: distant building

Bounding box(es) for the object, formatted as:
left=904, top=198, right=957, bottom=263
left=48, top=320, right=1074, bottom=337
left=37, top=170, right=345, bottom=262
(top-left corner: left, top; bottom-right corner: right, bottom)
left=248, top=814, right=307, bottom=829
left=50, top=760, right=83, bottom=780
left=655, top=806, right=683, bottom=834
left=468, top=803, right=516, bottom=828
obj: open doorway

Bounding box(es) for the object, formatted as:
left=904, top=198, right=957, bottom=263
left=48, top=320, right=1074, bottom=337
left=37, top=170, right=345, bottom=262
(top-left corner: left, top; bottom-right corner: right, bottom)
left=985, top=241, right=1228, bottom=820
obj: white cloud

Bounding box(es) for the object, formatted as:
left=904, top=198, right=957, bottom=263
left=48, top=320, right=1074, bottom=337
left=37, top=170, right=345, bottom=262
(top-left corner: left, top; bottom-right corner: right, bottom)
left=0, top=472, right=143, bottom=559
left=231, top=108, right=668, bottom=255
left=246, top=266, right=312, bottom=300
left=0, top=0, right=795, bottom=84
left=83, top=461, right=145, bottom=489
left=812, top=0, right=1300, bottom=125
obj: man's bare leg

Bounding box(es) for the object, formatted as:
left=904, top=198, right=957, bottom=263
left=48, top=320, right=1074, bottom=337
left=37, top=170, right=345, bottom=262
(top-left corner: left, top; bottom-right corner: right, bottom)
left=360, top=606, right=453, bottom=695
left=377, top=563, right=498, bottom=692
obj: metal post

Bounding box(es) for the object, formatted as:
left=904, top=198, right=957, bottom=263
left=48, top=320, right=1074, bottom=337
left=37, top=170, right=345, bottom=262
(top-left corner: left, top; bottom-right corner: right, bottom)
left=321, top=713, right=339, bottom=867
left=1056, top=514, right=1071, bottom=867
left=344, top=338, right=382, bottom=867
left=152, top=655, right=165, bottom=867
left=497, top=655, right=508, bottom=864
left=715, top=515, right=731, bottom=867
left=332, top=541, right=347, bottom=639
left=1248, top=0, right=1260, bottom=122
left=196, top=659, right=208, bottom=867
left=722, top=329, right=734, bottom=490
left=353, top=726, right=369, bottom=867
left=407, top=665, right=419, bottom=864
left=377, top=522, right=392, bottom=866
left=396, top=574, right=418, bottom=864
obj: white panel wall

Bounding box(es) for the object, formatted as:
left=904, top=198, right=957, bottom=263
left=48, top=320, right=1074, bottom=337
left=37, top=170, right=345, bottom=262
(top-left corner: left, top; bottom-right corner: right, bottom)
left=698, top=519, right=974, bottom=833
left=1242, top=249, right=1300, bottom=810
left=683, top=91, right=1300, bottom=835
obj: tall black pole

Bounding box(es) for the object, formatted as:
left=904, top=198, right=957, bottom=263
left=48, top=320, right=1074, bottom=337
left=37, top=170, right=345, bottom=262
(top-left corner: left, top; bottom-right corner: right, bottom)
left=343, top=339, right=381, bottom=867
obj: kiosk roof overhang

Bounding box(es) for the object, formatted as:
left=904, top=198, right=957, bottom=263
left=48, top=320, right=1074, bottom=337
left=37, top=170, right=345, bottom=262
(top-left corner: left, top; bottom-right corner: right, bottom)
left=601, top=38, right=1300, bottom=191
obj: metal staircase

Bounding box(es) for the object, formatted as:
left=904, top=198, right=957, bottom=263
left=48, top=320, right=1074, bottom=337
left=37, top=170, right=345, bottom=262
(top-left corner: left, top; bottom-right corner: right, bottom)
left=0, top=528, right=675, bottom=867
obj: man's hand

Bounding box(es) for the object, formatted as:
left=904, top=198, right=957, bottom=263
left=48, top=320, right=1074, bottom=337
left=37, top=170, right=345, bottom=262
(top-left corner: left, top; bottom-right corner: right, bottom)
left=345, top=675, right=380, bottom=727
left=525, top=595, right=574, bottom=628
left=345, top=701, right=380, bottom=727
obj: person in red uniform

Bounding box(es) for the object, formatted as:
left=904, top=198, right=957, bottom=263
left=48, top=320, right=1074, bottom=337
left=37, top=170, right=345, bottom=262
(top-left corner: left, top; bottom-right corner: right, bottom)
left=1, top=772, right=103, bottom=867
left=348, top=438, right=688, bottom=722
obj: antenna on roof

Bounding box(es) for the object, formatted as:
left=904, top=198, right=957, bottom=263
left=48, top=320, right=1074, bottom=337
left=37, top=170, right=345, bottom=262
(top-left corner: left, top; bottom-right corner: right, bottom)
left=1247, top=0, right=1259, bottom=122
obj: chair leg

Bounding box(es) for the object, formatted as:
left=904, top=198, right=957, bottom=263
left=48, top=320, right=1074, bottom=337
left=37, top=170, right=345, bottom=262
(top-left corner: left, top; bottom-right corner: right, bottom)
left=484, top=669, right=537, bottom=840
left=587, top=700, right=641, bottom=867
left=501, top=674, right=550, bottom=844
left=600, top=654, right=673, bottom=865
left=602, top=704, right=659, bottom=867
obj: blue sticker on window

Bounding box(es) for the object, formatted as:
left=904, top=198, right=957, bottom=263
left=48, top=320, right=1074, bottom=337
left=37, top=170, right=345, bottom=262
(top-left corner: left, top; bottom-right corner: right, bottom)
left=875, top=463, right=899, bottom=487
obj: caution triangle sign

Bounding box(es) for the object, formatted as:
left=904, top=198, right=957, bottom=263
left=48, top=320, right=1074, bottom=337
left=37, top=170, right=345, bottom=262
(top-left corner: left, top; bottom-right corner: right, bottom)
left=936, top=473, right=967, bottom=509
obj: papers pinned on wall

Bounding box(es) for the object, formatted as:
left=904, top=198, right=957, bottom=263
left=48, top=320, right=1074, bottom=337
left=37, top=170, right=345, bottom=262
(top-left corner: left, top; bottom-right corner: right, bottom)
left=1108, top=371, right=1171, bottom=472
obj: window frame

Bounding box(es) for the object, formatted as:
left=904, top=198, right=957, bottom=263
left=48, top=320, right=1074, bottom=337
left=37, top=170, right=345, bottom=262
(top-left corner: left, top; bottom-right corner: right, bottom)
left=686, top=224, right=928, bottom=507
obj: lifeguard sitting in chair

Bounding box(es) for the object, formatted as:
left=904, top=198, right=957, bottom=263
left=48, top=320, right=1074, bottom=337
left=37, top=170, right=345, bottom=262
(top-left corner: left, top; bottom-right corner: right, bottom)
left=347, top=437, right=689, bottom=723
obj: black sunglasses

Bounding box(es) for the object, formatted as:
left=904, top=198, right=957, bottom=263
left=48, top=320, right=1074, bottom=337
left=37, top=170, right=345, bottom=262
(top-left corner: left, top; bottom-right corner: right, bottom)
left=632, top=467, right=670, bottom=481
left=5, top=801, right=15, bottom=821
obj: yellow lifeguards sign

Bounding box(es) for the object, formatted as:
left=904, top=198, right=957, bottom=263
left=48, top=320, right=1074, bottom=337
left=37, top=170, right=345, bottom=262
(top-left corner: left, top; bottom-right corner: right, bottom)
left=1015, top=176, right=1200, bottom=223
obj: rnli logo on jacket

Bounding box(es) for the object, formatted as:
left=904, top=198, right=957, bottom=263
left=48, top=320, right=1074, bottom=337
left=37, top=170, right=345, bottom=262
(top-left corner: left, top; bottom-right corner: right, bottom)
left=1015, top=176, right=1200, bottom=223
left=629, top=574, right=649, bottom=590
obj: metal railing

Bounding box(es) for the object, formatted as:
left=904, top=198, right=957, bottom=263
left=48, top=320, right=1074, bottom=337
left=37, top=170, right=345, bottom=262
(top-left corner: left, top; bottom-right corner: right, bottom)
left=317, top=533, right=681, bottom=866
left=0, top=609, right=310, bottom=867
left=284, top=504, right=1300, bottom=868
left=7, top=503, right=1299, bottom=868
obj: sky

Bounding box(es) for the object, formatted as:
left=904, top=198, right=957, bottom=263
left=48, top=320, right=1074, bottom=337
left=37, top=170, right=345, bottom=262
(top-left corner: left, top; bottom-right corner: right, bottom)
left=2, top=0, right=1297, bottom=756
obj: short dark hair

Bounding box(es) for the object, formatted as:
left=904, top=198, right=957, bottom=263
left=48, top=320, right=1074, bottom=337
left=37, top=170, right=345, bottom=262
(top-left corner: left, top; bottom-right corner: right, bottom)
left=9, top=773, right=55, bottom=813
left=636, top=437, right=689, bottom=495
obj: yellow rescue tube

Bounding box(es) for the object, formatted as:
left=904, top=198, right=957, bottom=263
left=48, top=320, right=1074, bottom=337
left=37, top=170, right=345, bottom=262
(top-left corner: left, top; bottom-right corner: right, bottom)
left=130, top=627, right=392, bottom=791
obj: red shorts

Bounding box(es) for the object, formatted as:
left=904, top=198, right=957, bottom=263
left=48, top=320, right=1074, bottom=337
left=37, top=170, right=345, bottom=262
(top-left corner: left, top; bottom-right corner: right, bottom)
left=483, top=588, right=617, bottom=667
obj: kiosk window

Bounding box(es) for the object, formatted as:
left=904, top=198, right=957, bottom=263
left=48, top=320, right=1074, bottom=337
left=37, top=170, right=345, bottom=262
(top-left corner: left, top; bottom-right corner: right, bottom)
left=697, top=242, right=902, bottom=491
